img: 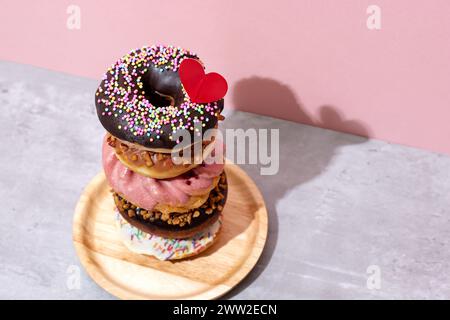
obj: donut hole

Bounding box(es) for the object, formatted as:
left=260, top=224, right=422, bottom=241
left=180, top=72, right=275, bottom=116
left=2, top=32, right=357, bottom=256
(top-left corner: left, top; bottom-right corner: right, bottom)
left=145, top=89, right=175, bottom=107
left=141, top=66, right=183, bottom=108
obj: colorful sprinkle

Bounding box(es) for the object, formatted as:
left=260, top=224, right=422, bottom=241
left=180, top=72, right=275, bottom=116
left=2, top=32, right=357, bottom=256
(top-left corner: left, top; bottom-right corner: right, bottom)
left=96, top=45, right=221, bottom=142
left=115, top=211, right=221, bottom=260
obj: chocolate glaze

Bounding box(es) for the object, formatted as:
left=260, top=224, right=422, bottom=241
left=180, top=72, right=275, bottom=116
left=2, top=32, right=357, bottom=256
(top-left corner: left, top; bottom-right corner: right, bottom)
left=117, top=174, right=228, bottom=239
left=95, top=46, right=224, bottom=149
left=118, top=205, right=222, bottom=239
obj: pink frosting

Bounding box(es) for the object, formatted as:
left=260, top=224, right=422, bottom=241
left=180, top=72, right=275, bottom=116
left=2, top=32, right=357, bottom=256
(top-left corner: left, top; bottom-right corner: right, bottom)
left=102, top=137, right=224, bottom=210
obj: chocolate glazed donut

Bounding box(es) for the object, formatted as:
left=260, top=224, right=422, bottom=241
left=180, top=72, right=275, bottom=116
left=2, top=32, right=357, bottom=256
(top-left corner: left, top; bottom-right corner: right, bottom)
left=116, top=172, right=228, bottom=239
left=95, top=45, right=224, bottom=150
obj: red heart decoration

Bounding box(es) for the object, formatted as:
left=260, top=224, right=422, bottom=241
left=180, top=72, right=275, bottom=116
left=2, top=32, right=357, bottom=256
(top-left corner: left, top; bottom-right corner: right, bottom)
left=179, top=58, right=228, bottom=103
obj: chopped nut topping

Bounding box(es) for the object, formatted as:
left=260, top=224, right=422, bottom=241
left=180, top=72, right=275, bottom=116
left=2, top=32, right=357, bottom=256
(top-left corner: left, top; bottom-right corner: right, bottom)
left=113, top=172, right=227, bottom=227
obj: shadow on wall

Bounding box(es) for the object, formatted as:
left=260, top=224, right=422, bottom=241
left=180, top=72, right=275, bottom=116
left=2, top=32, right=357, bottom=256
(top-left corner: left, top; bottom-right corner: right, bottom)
left=232, top=76, right=372, bottom=138
left=224, top=76, right=370, bottom=298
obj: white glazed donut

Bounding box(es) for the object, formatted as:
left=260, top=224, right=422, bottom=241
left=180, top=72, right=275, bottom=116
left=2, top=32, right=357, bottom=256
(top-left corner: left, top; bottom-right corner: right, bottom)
left=115, top=211, right=221, bottom=260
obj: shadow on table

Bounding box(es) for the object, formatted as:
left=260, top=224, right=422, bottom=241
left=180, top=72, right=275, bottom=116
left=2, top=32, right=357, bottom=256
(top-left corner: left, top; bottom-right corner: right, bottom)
left=222, top=76, right=371, bottom=298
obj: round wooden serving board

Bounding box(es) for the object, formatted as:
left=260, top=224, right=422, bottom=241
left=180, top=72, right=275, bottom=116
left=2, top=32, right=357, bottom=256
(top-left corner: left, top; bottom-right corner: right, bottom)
left=73, top=163, right=268, bottom=300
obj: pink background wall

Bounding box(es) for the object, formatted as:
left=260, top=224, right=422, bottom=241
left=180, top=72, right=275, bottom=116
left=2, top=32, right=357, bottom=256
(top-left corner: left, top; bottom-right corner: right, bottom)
left=1, top=0, right=450, bottom=154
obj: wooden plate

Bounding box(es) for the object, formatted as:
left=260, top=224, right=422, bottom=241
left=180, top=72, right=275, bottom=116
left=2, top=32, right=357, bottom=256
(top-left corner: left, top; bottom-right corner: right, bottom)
left=73, top=163, right=268, bottom=300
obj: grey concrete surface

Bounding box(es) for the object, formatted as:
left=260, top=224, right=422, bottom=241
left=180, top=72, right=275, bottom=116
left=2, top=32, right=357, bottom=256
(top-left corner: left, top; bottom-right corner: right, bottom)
left=1, top=61, right=450, bottom=299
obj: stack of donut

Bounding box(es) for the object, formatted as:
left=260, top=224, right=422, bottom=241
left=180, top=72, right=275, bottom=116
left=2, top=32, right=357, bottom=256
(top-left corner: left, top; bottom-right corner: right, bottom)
left=95, top=45, right=228, bottom=260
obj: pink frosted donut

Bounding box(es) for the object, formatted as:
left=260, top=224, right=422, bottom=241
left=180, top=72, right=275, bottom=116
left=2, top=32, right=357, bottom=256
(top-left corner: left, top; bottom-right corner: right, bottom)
left=102, top=138, right=224, bottom=211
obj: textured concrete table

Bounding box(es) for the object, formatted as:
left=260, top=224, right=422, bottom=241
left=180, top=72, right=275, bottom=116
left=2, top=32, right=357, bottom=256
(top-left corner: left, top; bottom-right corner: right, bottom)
left=1, top=61, right=450, bottom=299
